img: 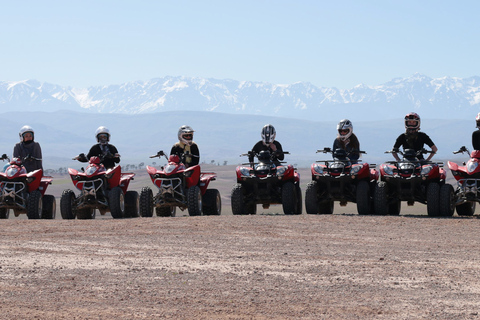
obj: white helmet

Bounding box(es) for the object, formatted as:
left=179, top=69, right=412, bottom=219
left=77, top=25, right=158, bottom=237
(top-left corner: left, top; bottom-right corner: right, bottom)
left=95, top=126, right=110, bottom=145
left=476, top=113, right=480, bottom=128
left=178, top=125, right=194, bottom=146
left=337, top=119, right=353, bottom=141
left=19, top=125, right=34, bottom=142
left=261, top=124, right=276, bottom=145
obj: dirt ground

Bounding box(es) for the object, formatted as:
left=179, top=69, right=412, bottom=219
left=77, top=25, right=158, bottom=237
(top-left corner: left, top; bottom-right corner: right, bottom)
left=1, top=165, right=480, bottom=319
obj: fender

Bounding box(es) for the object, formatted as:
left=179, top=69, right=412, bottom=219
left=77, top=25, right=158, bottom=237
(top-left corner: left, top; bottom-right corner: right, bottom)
left=185, top=165, right=201, bottom=188
left=106, top=166, right=122, bottom=189
left=27, top=169, right=43, bottom=193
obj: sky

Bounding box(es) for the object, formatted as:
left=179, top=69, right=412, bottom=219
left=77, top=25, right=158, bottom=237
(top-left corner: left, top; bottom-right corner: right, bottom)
left=1, top=0, right=479, bottom=89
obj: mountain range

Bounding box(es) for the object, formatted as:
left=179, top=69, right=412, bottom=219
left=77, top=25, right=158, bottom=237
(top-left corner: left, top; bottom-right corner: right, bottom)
left=1, top=74, right=480, bottom=121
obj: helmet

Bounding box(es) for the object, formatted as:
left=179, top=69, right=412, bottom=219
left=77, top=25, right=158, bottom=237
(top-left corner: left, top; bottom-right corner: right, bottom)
left=95, top=126, right=110, bottom=145
left=19, top=125, right=34, bottom=142
left=405, top=112, right=420, bottom=133
left=178, top=125, right=194, bottom=146
left=261, top=124, right=276, bottom=145
left=476, top=113, right=480, bottom=128
left=336, top=119, right=353, bottom=141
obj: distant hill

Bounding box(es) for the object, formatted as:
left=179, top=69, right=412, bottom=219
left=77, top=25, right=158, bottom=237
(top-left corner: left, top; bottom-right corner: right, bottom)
left=0, top=110, right=474, bottom=170
left=1, top=74, right=480, bottom=121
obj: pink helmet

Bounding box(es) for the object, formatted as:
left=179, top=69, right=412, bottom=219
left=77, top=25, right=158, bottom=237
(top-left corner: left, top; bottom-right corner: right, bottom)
left=405, top=112, right=420, bottom=133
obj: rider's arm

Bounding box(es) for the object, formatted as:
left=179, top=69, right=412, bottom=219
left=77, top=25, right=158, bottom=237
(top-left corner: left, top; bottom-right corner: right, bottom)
left=110, top=145, right=120, bottom=163
left=34, top=142, right=43, bottom=171
left=425, top=145, right=438, bottom=162
left=190, top=144, right=200, bottom=166
left=273, top=141, right=284, bottom=161
left=392, top=134, right=403, bottom=161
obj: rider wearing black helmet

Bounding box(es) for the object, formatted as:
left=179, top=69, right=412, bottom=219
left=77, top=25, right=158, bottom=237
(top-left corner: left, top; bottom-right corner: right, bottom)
left=392, top=112, right=437, bottom=162
left=249, top=124, right=284, bottom=165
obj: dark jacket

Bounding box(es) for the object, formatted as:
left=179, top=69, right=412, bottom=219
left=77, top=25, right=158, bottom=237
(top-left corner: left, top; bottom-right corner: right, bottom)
left=249, top=141, right=284, bottom=165
left=13, top=141, right=43, bottom=173
left=81, top=144, right=120, bottom=169
left=170, top=142, right=200, bottom=168
left=473, top=130, right=480, bottom=150
left=393, top=132, right=435, bottom=160
left=332, top=133, right=360, bottom=163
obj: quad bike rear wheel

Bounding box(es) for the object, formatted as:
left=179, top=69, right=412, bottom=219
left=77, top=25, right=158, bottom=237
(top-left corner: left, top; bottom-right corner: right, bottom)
left=139, top=187, right=154, bottom=217
left=282, top=182, right=297, bottom=215
left=60, top=189, right=76, bottom=219
left=231, top=183, right=256, bottom=215
left=439, top=184, right=455, bottom=217
left=356, top=180, right=372, bottom=215
left=0, top=208, right=9, bottom=219
left=77, top=208, right=95, bottom=219
left=187, top=185, right=203, bottom=216
left=305, top=181, right=319, bottom=214
left=203, top=189, right=221, bottom=215
left=109, top=187, right=125, bottom=219
left=456, top=201, right=476, bottom=216
left=125, top=191, right=140, bottom=218
left=27, top=190, right=43, bottom=219
left=156, top=206, right=176, bottom=217
left=42, top=194, right=56, bottom=219
left=426, top=182, right=440, bottom=217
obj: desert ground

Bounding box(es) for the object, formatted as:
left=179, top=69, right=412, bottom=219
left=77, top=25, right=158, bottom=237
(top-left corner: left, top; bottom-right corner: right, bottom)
left=1, top=165, right=480, bottom=319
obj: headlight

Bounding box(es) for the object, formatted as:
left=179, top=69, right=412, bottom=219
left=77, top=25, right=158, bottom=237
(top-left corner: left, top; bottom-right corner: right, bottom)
left=467, top=161, right=478, bottom=173
left=313, top=164, right=324, bottom=174
left=6, top=167, right=18, bottom=178
left=165, top=164, right=176, bottom=174
left=276, top=166, right=286, bottom=176
left=350, top=165, right=362, bottom=175
left=239, top=167, right=250, bottom=177
left=85, top=166, right=97, bottom=176
left=382, top=164, right=394, bottom=175
left=421, top=165, right=433, bottom=175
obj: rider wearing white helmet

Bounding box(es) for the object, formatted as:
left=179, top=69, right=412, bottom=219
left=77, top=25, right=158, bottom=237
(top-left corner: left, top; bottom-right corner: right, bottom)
left=79, top=126, right=120, bottom=169
left=333, top=119, right=360, bottom=163
left=392, top=112, right=437, bottom=162
left=13, top=125, right=43, bottom=173
left=170, top=125, right=200, bottom=168
left=249, top=124, right=284, bottom=165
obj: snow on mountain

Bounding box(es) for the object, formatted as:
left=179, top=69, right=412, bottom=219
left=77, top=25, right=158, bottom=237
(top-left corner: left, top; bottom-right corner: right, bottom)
left=1, top=74, right=480, bottom=120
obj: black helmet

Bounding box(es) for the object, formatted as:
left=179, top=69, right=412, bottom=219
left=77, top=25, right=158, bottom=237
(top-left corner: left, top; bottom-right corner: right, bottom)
left=261, top=124, right=276, bottom=145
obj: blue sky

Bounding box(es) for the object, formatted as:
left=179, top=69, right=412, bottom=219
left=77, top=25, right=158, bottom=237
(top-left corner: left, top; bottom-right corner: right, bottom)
left=0, top=0, right=479, bottom=89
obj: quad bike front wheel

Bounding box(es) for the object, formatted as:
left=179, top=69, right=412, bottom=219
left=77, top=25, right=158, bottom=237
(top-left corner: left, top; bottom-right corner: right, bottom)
left=374, top=181, right=389, bottom=215
left=295, top=184, right=302, bottom=215
left=125, top=191, right=140, bottom=218
left=109, top=187, right=125, bottom=219
left=356, top=180, right=372, bottom=215
left=231, top=183, right=256, bottom=215
left=282, top=181, right=297, bottom=215
left=187, top=185, right=203, bottom=216
left=27, top=190, right=43, bottom=219
left=60, top=189, right=76, bottom=219
left=305, top=181, right=320, bottom=214
left=202, top=189, right=221, bottom=216
left=77, top=208, right=95, bottom=219
left=42, top=195, right=56, bottom=219
left=456, top=201, right=476, bottom=216
left=139, top=187, right=154, bottom=217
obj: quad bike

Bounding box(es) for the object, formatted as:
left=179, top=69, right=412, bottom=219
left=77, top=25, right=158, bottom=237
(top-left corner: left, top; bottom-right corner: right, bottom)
left=443, top=146, right=480, bottom=217
left=60, top=153, right=138, bottom=219
left=374, top=148, right=446, bottom=216
left=231, top=150, right=302, bottom=215
left=0, top=154, right=56, bottom=219
left=304, top=148, right=377, bottom=215
left=140, top=150, right=221, bottom=217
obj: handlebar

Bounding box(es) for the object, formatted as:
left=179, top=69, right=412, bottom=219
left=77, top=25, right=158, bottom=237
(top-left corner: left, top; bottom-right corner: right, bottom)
left=453, top=146, right=469, bottom=154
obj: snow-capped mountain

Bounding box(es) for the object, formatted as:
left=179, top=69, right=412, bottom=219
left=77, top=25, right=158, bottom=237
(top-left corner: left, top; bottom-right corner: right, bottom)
left=1, top=74, right=480, bottom=120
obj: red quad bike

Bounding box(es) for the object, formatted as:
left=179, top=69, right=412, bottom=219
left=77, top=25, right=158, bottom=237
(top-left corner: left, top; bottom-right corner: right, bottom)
left=231, top=150, right=302, bottom=215
left=0, top=154, right=56, bottom=219
left=60, top=153, right=138, bottom=219
left=444, top=146, right=480, bottom=217
left=374, top=148, right=447, bottom=216
left=304, top=148, right=377, bottom=215
left=140, top=150, right=221, bottom=217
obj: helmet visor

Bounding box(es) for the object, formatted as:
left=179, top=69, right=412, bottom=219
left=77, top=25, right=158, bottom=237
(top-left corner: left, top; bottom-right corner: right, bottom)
left=182, top=134, right=193, bottom=140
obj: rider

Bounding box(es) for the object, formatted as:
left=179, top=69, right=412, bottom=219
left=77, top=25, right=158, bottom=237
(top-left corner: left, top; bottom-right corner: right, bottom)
left=170, top=125, right=200, bottom=168
left=79, top=126, right=120, bottom=169
left=472, top=113, right=480, bottom=150
left=392, top=112, right=438, bottom=162
left=333, top=119, right=360, bottom=163
left=249, top=124, right=284, bottom=165
left=13, top=125, right=43, bottom=173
